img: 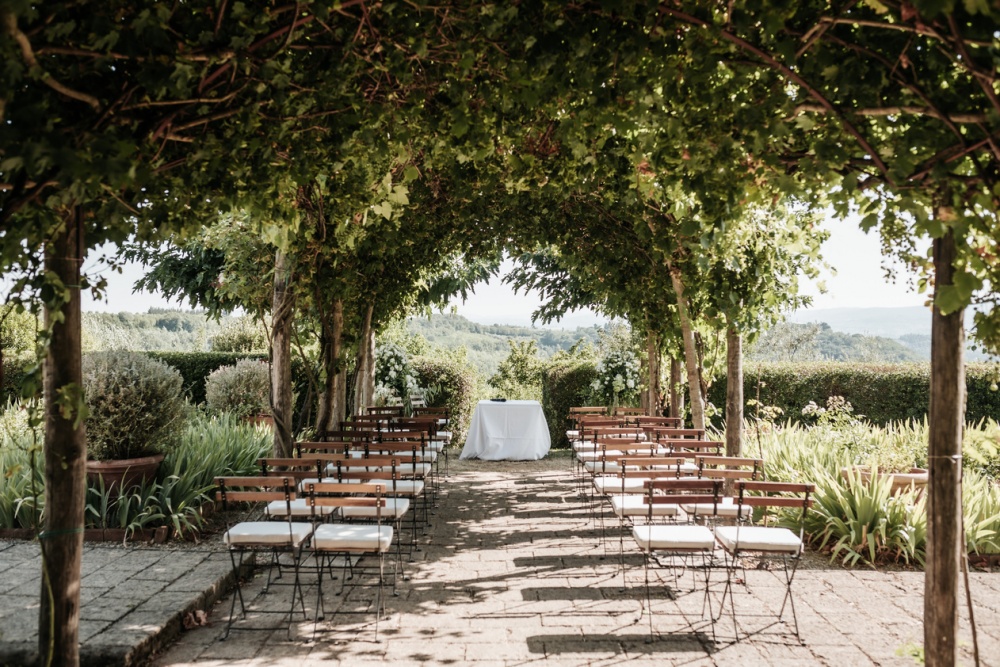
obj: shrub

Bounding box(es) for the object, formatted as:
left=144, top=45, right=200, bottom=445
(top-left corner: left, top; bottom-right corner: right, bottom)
left=710, top=362, right=1000, bottom=426
left=542, top=361, right=598, bottom=449
left=488, top=340, right=544, bottom=401
left=412, top=356, right=478, bottom=445
left=149, top=351, right=267, bottom=404
left=83, top=351, right=187, bottom=461
left=211, top=316, right=268, bottom=353
left=205, top=359, right=271, bottom=419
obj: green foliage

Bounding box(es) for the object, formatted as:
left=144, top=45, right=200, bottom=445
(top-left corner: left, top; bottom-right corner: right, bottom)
left=0, top=403, right=44, bottom=530
left=204, top=360, right=271, bottom=419
left=83, top=351, right=187, bottom=461
left=1, top=354, right=32, bottom=404
left=82, top=310, right=220, bottom=353
left=149, top=351, right=267, bottom=404
left=488, top=340, right=544, bottom=401
left=0, top=305, right=36, bottom=358
left=541, top=361, right=599, bottom=449
left=711, top=362, right=1000, bottom=426
left=411, top=356, right=478, bottom=445
left=210, top=316, right=269, bottom=354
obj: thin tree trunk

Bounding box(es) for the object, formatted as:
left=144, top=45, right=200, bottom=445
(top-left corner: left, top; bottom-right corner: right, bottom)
left=315, top=299, right=344, bottom=432
left=725, top=324, right=743, bottom=458
left=363, top=304, right=376, bottom=408
left=670, top=269, right=706, bottom=429
left=669, top=357, right=684, bottom=421
left=39, top=210, right=86, bottom=667
left=270, top=250, right=295, bottom=458
left=353, top=303, right=374, bottom=412
left=646, top=331, right=661, bottom=417
left=925, top=224, right=965, bottom=667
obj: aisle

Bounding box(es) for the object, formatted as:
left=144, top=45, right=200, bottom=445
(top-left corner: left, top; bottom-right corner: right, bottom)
left=154, top=462, right=998, bottom=666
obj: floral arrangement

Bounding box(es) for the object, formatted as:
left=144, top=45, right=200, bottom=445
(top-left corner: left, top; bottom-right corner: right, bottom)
left=374, top=342, right=420, bottom=406
left=590, top=347, right=640, bottom=408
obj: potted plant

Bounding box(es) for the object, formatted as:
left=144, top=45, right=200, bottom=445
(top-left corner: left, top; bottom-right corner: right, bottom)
left=204, top=358, right=272, bottom=425
left=83, top=351, right=187, bottom=491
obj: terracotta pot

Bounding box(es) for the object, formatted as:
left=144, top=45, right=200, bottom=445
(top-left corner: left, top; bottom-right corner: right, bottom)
left=841, top=466, right=929, bottom=495
left=86, top=454, right=164, bottom=492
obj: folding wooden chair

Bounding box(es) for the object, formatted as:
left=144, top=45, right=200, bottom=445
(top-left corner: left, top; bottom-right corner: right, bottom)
left=630, top=478, right=724, bottom=639
left=302, top=481, right=396, bottom=639
left=681, top=456, right=764, bottom=522
left=214, top=476, right=314, bottom=640
left=714, top=481, right=815, bottom=642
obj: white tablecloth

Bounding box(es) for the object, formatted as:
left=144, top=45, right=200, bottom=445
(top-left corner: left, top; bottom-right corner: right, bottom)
left=460, top=400, right=551, bottom=461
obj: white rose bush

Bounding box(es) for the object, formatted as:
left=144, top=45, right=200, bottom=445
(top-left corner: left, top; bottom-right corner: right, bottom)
left=589, top=347, right=641, bottom=410
left=375, top=342, right=421, bottom=408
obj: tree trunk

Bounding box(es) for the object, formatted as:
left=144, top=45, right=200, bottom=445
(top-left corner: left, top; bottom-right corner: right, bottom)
left=668, top=357, right=684, bottom=421
left=39, top=210, right=86, bottom=667
left=270, top=250, right=296, bottom=458
left=646, top=331, right=661, bottom=417
left=353, top=303, right=374, bottom=412
left=670, top=269, right=706, bottom=429
left=924, top=224, right=965, bottom=667
left=725, top=324, right=743, bottom=458
left=315, top=299, right=344, bottom=432
left=363, top=305, right=376, bottom=408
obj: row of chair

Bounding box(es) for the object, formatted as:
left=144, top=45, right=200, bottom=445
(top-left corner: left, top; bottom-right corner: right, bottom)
left=566, top=406, right=814, bottom=643
left=214, top=406, right=451, bottom=640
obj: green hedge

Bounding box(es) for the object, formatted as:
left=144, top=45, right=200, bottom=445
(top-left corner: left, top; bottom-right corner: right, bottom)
left=1, top=355, right=33, bottom=403
left=542, top=361, right=598, bottom=449
left=412, top=356, right=479, bottom=445
left=149, top=352, right=268, bottom=404
left=707, top=362, right=1000, bottom=425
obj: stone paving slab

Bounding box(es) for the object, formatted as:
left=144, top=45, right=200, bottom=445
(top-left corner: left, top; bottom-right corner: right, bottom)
left=0, top=540, right=240, bottom=666
left=2, top=457, right=999, bottom=666
left=149, top=460, right=999, bottom=667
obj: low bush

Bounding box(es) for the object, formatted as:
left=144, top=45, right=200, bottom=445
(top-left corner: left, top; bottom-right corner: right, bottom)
left=542, top=361, right=599, bottom=449
left=149, top=351, right=267, bottom=404
left=83, top=351, right=188, bottom=461
left=412, top=356, right=478, bottom=445
left=204, top=359, right=271, bottom=419
left=711, top=362, right=1000, bottom=426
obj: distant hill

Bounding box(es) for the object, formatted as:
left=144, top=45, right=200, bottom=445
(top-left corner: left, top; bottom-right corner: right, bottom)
left=407, top=313, right=601, bottom=374
left=788, top=306, right=992, bottom=360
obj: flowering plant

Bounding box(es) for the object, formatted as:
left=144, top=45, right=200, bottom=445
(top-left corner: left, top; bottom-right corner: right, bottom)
left=590, top=347, right=640, bottom=408
left=374, top=342, right=420, bottom=406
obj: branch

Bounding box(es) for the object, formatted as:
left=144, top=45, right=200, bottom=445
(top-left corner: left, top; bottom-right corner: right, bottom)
left=2, top=10, right=102, bottom=113
left=790, top=103, right=989, bottom=124
left=661, top=7, right=893, bottom=186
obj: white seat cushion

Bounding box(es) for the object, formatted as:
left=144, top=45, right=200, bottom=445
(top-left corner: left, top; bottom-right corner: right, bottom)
left=301, top=477, right=367, bottom=491
left=266, top=499, right=335, bottom=517
left=313, top=523, right=393, bottom=552
left=593, top=476, right=650, bottom=494
left=387, top=480, right=425, bottom=495
left=681, top=500, right=752, bottom=519
left=633, top=524, right=715, bottom=551
left=715, top=526, right=802, bottom=554
left=610, top=495, right=679, bottom=517
left=224, top=521, right=313, bottom=547
left=584, top=461, right=622, bottom=474
left=340, top=497, right=410, bottom=519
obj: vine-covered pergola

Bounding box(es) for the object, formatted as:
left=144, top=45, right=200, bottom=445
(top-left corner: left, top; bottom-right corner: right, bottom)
left=2, top=2, right=999, bottom=665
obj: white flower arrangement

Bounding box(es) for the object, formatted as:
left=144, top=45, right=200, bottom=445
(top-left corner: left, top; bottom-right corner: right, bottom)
left=591, top=347, right=641, bottom=407
left=375, top=342, right=421, bottom=406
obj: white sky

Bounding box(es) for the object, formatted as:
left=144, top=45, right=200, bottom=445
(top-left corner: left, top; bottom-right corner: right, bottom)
left=78, top=213, right=929, bottom=326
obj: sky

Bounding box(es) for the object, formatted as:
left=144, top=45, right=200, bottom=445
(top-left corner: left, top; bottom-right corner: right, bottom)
left=76, top=213, right=930, bottom=327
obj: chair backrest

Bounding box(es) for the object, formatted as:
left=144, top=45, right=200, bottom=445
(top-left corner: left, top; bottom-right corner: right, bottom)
left=613, top=406, right=645, bottom=416
left=642, top=477, right=724, bottom=520
left=634, top=416, right=683, bottom=428
left=297, top=440, right=352, bottom=457
left=367, top=405, right=404, bottom=416
left=413, top=406, right=450, bottom=420
left=302, top=481, right=387, bottom=522
left=644, top=427, right=706, bottom=441
left=659, top=439, right=723, bottom=454
left=257, top=458, right=324, bottom=480
left=390, top=416, right=438, bottom=436
left=583, top=426, right=645, bottom=442
left=338, top=421, right=381, bottom=435
left=734, top=481, right=815, bottom=535
left=316, top=429, right=371, bottom=442
left=697, top=456, right=764, bottom=481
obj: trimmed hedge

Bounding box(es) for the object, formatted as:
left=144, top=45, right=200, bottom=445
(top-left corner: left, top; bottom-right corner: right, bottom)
left=708, top=362, right=1000, bottom=426
left=412, top=356, right=478, bottom=445
left=542, top=361, right=599, bottom=449
left=149, top=352, right=268, bottom=404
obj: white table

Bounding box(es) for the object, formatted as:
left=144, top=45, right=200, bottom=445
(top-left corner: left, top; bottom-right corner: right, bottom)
left=460, top=400, right=551, bottom=461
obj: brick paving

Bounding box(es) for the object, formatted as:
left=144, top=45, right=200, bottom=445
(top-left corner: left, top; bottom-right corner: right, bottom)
left=153, top=459, right=1000, bottom=666
left=2, top=456, right=998, bottom=666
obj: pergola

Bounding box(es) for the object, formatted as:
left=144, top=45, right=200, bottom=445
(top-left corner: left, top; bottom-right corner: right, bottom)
left=2, top=3, right=998, bottom=665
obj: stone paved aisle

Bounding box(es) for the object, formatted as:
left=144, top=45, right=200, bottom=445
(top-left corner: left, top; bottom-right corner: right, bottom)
left=153, top=461, right=1000, bottom=667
